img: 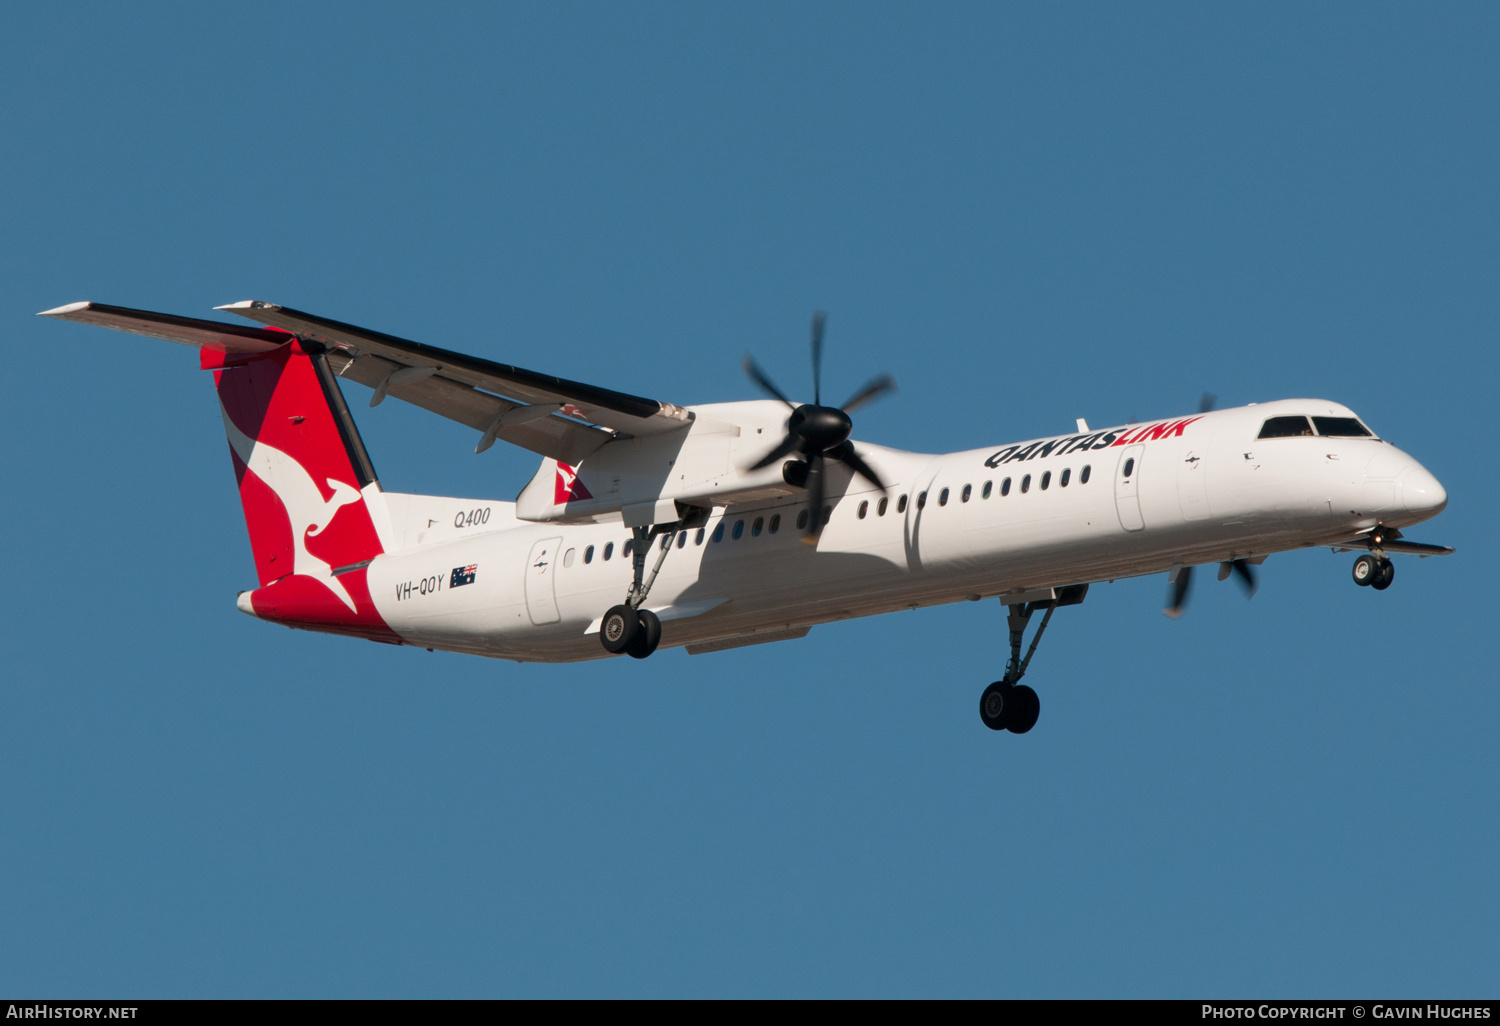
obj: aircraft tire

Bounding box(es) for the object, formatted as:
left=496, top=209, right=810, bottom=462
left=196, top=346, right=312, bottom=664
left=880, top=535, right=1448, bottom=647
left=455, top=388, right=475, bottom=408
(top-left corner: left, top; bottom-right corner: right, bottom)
left=601, top=605, right=640, bottom=654
left=1352, top=554, right=1379, bottom=587
left=980, top=681, right=1013, bottom=731
left=627, top=609, right=662, bottom=659
left=1371, top=558, right=1395, bottom=591
left=1006, top=685, right=1040, bottom=734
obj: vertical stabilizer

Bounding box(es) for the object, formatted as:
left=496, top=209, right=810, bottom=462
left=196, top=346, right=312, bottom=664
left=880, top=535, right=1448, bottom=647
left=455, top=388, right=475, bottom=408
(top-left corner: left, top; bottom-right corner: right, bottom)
left=208, top=339, right=398, bottom=641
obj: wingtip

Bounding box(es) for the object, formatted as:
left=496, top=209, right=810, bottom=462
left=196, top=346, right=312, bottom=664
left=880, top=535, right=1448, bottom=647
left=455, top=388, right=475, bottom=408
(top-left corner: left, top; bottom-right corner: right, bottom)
left=215, top=300, right=277, bottom=314
left=37, top=301, right=92, bottom=317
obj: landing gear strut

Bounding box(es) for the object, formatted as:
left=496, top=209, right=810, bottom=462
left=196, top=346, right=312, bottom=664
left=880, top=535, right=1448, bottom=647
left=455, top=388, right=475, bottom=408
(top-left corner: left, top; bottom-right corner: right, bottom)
left=979, top=585, right=1087, bottom=733
left=599, top=507, right=708, bottom=659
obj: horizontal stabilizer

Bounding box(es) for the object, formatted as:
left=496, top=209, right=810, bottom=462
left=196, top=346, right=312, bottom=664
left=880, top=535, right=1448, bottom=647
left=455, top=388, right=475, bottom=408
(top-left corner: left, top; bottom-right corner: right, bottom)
left=216, top=300, right=693, bottom=437
left=38, top=301, right=287, bottom=354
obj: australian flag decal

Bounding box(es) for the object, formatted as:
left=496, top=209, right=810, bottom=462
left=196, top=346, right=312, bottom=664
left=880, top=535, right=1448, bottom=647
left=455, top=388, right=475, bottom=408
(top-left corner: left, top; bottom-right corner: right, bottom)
left=450, top=564, right=477, bottom=588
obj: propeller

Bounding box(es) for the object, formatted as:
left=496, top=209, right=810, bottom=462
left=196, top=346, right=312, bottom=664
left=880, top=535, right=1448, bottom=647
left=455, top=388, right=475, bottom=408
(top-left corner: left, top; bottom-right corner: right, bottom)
left=1163, top=559, right=1258, bottom=618
left=742, top=312, right=897, bottom=542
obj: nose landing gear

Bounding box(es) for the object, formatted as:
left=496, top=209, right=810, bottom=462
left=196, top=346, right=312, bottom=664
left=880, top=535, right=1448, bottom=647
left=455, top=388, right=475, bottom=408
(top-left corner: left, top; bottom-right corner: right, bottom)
left=1351, top=553, right=1394, bottom=590
left=978, top=585, right=1087, bottom=733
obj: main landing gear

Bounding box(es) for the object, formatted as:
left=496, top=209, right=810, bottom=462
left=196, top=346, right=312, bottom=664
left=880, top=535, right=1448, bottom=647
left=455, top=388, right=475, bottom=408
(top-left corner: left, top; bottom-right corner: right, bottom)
left=979, top=585, right=1087, bottom=734
left=599, top=507, right=709, bottom=659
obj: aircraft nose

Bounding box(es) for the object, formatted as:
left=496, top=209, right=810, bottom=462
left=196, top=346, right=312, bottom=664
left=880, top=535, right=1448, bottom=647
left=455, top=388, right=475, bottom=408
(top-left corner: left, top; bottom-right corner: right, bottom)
left=1403, top=464, right=1448, bottom=516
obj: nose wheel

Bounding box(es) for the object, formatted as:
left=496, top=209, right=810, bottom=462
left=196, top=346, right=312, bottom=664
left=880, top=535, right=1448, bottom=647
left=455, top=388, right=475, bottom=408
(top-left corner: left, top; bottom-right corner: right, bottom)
left=1352, top=553, right=1394, bottom=590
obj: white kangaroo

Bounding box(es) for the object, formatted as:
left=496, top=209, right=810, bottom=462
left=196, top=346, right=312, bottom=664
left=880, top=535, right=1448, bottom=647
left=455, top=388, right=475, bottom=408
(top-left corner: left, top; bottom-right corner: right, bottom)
left=220, top=408, right=364, bottom=612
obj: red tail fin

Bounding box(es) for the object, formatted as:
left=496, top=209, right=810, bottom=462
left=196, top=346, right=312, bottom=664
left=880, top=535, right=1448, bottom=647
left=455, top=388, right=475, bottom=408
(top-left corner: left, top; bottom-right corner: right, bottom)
left=208, top=339, right=397, bottom=642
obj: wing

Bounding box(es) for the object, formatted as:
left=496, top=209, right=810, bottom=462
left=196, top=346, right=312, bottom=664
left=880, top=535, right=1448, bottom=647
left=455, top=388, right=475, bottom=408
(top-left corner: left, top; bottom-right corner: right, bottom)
left=215, top=301, right=693, bottom=440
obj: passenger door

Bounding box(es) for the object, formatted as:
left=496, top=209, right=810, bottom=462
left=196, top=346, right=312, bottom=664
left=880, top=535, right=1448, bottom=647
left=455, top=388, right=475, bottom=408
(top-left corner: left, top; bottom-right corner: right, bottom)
left=1115, top=445, right=1145, bottom=532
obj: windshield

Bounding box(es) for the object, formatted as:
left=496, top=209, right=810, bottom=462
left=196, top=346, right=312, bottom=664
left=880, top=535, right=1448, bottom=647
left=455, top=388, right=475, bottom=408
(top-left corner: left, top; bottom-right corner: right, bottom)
left=1312, top=416, right=1373, bottom=437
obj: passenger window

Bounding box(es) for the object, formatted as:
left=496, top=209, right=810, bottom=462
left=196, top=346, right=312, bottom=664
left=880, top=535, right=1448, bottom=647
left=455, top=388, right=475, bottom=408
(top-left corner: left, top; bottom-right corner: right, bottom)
left=897, top=495, right=908, bottom=513
left=1123, top=458, right=1135, bottom=477
left=584, top=545, right=595, bottom=564
left=1080, top=465, right=1091, bottom=484
left=982, top=481, right=992, bottom=499
left=677, top=531, right=688, bottom=548
left=938, top=488, right=949, bottom=506
left=796, top=509, right=809, bottom=530
left=1312, top=416, right=1372, bottom=437
left=962, top=484, right=972, bottom=503
left=695, top=528, right=705, bottom=545
left=1040, top=471, right=1051, bottom=490
left=752, top=517, right=764, bottom=537
left=1021, top=474, right=1031, bottom=493
left=563, top=548, right=576, bottom=567
left=712, top=523, right=724, bottom=543
left=662, top=534, right=672, bottom=550
left=1258, top=415, right=1314, bottom=438
left=733, top=520, right=745, bottom=540
left=1001, top=477, right=1011, bottom=496
left=769, top=514, right=780, bottom=534
left=822, top=506, right=832, bottom=525
left=917, top=491, right=928, bottom=509
left=622, top=540, right=633, bottom=557
left=858, top=500, right=869, bottom=519
left=603, top=541, right=614, bottom=561
left=1060, top=468, right=1070, bottom=487
left=877, top=497, right=888, bottom=516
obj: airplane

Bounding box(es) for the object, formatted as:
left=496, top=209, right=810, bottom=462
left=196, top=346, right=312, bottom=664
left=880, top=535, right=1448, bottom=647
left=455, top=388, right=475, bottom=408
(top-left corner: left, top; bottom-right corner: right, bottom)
left=38, top=300, right=1453, bottom=734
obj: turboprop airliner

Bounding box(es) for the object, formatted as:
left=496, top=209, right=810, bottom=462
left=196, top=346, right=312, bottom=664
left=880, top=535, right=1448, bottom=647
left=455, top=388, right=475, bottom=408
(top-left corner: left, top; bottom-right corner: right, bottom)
left=39, top=301, right=1453, bottom=734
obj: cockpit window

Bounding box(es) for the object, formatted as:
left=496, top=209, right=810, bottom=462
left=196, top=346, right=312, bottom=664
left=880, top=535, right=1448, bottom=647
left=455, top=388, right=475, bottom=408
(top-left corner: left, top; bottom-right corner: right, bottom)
left=1312, top=416, right=1372, bottom=438
left=1257, top=415, right=1314, bottom=439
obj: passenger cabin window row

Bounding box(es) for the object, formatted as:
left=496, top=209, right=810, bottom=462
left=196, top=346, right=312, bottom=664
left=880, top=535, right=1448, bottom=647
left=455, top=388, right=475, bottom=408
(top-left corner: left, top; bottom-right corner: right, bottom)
left=1258, top=415, right=1373, bottom=439
left=573, top=458, right=1103, bottom=566
left=916, top=464, right=1094, bottom=506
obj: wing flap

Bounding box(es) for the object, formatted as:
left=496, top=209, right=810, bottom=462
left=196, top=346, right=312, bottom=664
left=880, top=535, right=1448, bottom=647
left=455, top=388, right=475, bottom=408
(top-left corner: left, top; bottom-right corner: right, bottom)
left=38, top=301, right=286, bottom=353
left=218, top=301, right=693, bottom=437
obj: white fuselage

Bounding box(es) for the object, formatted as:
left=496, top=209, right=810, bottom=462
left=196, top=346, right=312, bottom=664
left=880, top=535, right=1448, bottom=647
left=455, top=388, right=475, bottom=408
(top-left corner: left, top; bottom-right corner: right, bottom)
left=345, top=398, right=1447, bottom=662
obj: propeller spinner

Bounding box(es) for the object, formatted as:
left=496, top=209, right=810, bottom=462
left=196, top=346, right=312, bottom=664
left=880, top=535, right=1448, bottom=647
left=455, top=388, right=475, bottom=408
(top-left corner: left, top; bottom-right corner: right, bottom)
left=742, top=312, right=896, bottom=542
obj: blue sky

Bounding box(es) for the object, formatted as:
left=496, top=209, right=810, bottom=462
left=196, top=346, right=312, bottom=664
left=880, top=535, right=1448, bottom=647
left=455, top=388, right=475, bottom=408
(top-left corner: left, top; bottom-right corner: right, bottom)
left=2, top=2, right=1496, bottom=997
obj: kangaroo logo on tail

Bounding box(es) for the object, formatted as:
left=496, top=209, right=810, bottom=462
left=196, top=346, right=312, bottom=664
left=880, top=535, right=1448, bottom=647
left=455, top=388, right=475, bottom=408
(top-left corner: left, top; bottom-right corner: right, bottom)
left=222, top=408, right=363, bottom=612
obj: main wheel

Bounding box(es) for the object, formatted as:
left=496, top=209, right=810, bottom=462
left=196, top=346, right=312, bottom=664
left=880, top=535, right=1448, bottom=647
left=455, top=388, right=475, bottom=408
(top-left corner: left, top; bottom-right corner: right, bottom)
left=1371, top=558, right=1395, bottom=591
left=627, top=608, right=662, bottom=659
left=1007, top=685, right=1040, bottom=734
left=980, top=681, right=1013, bottom=731
left=600, top=604, right=640, bottom=654
left=1352, top=554, right=1379, bottom=586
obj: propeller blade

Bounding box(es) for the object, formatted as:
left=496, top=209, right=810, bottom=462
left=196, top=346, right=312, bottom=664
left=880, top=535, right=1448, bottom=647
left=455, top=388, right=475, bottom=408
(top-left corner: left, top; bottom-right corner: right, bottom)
left=1199, top=392, right=1218, bottom=414
left=810, top=311, right=827, bottom=406
left=1164, top=564, right=1194, bottom=618
left=1230, top=558, right=1257, bottom=597
left=742, top=354, right=795, bottom=408
left=840, top=373, right=896, bottom=414
left=747, top=431, right=802, bottom=471
left=802, top=451, right=826, bottom=544
left=832, top=441, right=887, bottom=493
